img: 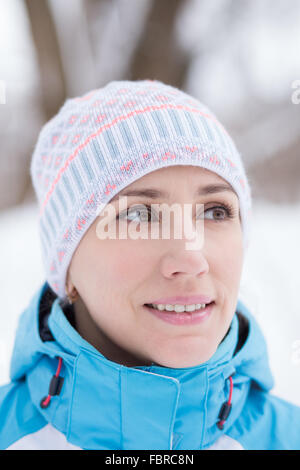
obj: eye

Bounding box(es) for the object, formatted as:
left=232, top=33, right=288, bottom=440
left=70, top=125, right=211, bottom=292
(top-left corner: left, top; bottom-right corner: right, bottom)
left=201, top=203, right=235, bottom=222
left=117, top=203, right=236, bottom=224
left=117, top=205, right=159, bottom=223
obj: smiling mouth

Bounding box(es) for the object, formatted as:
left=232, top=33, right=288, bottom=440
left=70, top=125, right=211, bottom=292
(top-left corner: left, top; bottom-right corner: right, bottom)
left=144, top=301, right=214, bottom=313
left=143, top=301, right=215, bottom=326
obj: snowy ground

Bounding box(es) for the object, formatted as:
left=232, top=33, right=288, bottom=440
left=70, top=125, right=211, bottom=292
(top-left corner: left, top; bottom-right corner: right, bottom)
left=0, top=199, right=300, bottom=406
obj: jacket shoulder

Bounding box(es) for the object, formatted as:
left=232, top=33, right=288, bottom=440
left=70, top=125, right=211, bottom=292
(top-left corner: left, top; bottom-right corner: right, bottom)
left=229, top=386, right=300, bottom=450
left=0, top=379, right=47, bottom=450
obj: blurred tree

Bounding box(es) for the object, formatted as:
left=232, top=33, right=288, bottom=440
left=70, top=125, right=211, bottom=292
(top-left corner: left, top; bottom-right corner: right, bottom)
left=84, top=0, right=152, bottom=87
left=24, top=0, right=66, bottom=120
left=0, top=0, right=49, bottom=210
left=47, top=0, right=97, bottom=97
left=129, top=0, right=191, bottom=88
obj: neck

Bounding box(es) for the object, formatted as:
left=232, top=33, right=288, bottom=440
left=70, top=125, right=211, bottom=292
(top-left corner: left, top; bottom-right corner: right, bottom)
left=73, top=297, right=153, bottom=367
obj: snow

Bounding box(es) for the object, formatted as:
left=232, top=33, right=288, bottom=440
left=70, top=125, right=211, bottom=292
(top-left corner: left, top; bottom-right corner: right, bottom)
left=240, top=200, right=300, bottom=405
left=0, top=199, right=300, bottom=406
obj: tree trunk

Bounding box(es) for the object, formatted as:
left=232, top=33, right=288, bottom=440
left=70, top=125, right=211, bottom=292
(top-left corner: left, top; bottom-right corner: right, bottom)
left=129, top=0, right=191, bottom=89
left=24, top=0, right=66, bottom=120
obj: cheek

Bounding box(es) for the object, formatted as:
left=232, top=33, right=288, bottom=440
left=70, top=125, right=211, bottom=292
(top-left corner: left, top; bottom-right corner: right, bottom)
left=108, top=240, right=152, bottom=283
left=212, top=230, right=243, bottom=283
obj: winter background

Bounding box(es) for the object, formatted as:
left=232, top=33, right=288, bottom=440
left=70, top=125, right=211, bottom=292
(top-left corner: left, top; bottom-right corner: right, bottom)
left=0, top=0, right=300, bottom=406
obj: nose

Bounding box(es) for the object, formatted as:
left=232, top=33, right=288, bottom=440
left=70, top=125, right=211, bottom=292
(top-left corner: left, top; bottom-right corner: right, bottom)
left=160, top=239, right=209, bottom=280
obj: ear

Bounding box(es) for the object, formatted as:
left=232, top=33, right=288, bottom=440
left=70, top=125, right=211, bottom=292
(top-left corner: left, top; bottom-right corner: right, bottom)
left=65, top=267, right=74, bottom=293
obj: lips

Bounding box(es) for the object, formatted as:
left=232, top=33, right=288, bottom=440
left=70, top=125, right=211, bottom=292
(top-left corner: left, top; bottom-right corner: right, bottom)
left=143, top=301, right=215, bottom=325
left=145, top=300, right=214, bottom=309
left=146, top=295, right=214, bottom=305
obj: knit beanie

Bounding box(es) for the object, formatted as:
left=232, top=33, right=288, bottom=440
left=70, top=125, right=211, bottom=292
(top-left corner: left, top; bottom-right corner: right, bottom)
left=30, top=80, right=252, bottom=300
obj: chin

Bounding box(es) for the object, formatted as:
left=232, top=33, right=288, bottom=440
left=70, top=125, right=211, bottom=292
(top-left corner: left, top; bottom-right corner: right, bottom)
left=150, top=343, right=217, bottom=369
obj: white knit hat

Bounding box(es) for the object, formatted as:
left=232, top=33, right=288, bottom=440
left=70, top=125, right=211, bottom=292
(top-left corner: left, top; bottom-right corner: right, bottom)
left=30, top=80, right=252, bottom=299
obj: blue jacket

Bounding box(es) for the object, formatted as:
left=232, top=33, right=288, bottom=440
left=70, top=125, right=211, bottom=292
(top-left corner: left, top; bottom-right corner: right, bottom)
left=1, top=281, right=300, bottom=450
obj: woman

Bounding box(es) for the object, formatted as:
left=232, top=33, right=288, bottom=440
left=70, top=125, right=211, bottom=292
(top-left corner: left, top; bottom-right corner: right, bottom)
left=1, top=80, right=299, bottom=450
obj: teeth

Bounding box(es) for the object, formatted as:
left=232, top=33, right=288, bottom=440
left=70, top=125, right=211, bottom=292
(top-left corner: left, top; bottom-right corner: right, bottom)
left=150, top=303, right=207, bottom=313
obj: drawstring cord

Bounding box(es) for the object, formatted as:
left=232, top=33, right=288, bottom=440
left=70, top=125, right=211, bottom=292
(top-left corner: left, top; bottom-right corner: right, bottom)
left=217, top=375, right=233, bottom=430
left=40, top=356, right=233, bottom=429
left=40, top=356, right=64, bottom=409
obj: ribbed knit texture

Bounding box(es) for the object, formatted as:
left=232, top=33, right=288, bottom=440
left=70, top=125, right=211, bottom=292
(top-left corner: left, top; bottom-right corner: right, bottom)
left=30, top=80, right=252, bottom=299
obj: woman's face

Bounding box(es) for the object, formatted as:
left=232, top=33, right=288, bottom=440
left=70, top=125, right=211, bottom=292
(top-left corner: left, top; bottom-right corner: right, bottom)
left=66, top=165, right=244, bottom=368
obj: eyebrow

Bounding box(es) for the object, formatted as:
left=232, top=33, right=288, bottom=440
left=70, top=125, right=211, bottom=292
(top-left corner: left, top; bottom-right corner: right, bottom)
left=111, top=183, right=237, bottom=201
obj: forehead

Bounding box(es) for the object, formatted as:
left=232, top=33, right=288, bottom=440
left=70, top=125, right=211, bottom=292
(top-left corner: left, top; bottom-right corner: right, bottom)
left=111, top=165, right=238, bottom=200
left=132, top=165, right=225, bottom=183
